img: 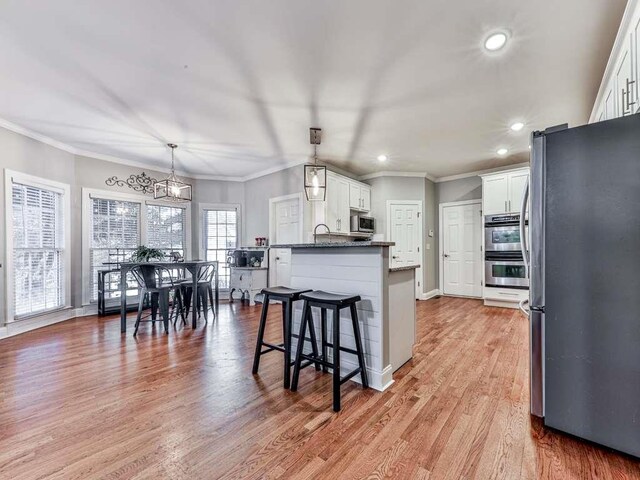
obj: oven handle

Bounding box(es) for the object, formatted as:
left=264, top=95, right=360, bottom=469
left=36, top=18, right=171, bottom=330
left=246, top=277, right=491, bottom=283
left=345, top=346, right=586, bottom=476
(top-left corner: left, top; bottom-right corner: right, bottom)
left=519, top=177, right=530, bottom=277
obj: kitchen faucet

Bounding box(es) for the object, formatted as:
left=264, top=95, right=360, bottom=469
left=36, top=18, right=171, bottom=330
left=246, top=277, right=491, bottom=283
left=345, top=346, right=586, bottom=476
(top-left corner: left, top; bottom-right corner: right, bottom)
left=313, top=223, right=331, bottom=244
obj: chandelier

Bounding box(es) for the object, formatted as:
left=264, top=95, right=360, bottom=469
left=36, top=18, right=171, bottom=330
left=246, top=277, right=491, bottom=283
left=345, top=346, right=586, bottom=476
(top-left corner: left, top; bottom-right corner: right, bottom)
left=153, top=143, right=192, bottom=202
left=304, top=127, right=326, bottom=201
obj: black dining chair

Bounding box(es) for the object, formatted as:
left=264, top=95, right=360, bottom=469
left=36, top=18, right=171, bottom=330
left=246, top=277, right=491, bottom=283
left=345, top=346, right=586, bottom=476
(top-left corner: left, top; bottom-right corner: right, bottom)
left=180, top=264, right=216, bottom=322
left=130, top=264, right=185, bottom=335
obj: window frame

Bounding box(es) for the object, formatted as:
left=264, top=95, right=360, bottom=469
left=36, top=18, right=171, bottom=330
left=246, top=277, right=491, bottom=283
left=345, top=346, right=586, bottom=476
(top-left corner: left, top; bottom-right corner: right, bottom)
left=4, top=169, right=72, bottom=322
left=81, top=188, right=192, bottom=306
left=199, top=202, right=241, bottom=291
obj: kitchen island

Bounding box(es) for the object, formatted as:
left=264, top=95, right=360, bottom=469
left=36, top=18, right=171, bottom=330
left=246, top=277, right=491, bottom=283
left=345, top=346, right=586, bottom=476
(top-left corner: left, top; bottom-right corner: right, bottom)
left=271, top=241, right=417, bottom=391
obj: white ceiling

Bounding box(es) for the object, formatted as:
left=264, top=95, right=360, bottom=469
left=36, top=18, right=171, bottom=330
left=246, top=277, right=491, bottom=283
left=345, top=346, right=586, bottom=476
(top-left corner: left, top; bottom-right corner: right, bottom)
left=0, top=0, right=626, bottom=180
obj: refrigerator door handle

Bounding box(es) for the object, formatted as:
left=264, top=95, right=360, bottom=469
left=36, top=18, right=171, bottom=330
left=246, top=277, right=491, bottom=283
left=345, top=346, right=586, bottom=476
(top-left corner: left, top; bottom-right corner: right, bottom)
left=519, top=176, right=530, bottom=276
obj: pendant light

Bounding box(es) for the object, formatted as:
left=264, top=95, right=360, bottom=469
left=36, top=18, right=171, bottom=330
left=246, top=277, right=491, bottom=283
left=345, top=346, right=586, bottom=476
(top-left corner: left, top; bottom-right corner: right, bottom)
left=153, top=143, right=192, bottom=202
left=304, top=127, right=326, bottom=201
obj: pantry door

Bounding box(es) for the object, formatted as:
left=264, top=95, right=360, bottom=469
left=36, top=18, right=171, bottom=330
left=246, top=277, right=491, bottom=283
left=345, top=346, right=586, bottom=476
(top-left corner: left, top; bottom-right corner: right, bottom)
left=440, top=201, right=482, bottom=297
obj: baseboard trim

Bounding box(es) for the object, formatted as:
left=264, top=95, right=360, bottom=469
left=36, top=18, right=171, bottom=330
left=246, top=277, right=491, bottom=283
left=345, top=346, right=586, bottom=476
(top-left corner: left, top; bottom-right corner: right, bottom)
left=339, top=359, right=394, bottom=392
left=419, top=289, right=441, bottom=301
left=0, top=307, right=85, bottom=340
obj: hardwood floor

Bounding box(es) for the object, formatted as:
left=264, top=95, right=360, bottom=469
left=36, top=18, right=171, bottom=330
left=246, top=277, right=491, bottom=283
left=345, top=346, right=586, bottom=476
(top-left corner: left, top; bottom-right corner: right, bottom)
left=1, top=297, right=639, bottom=479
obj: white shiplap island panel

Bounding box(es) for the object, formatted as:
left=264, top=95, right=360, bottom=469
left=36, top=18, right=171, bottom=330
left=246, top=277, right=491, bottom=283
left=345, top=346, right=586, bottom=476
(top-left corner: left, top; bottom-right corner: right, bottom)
left=275, top=242, right=416, bottom=391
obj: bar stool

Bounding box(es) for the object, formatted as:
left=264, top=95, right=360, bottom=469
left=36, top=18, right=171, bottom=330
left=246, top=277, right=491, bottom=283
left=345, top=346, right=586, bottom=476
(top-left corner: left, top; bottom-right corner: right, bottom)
left=252, top=286, right=314, bottom=389
left=291, top=291, right=369, bottom=412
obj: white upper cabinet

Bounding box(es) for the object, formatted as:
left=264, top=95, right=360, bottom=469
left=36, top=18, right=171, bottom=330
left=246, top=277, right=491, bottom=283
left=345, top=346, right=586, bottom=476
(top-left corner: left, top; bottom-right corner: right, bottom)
left=590, top=0, right=640, bottom=123
left=481, top=168, right=530, bottom=215
left=507, top=170, right=529, bottom=213
left=361, top=185, right=371, bottom=212
left=349, top=182, right=371, bottom=212
left=314, top=171, right=371, bottom=233
left=482, top=174, right=509, bottom=215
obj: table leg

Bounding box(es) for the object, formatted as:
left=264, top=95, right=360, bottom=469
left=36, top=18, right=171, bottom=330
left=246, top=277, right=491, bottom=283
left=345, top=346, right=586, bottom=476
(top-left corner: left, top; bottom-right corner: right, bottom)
left=192, top=269, right=198, bottom=329
left=214, top=265, right=219, bottom=313
left=120, top=267, right=127, bottom=333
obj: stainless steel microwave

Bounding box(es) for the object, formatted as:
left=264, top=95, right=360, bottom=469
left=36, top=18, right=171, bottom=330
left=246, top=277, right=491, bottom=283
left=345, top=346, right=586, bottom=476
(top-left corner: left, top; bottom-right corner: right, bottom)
left=350, top=215, right=375, bottom=233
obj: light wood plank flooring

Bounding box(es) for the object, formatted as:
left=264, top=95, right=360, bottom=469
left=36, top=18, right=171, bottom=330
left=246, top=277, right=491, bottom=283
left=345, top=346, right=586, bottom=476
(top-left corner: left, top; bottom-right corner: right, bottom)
left=1, top=297, right=639, bottom=479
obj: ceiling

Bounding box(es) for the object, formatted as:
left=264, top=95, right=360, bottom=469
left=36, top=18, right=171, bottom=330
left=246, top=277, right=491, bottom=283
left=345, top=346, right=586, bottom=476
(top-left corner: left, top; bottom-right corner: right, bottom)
left=0, top=0, right=626, bottom=180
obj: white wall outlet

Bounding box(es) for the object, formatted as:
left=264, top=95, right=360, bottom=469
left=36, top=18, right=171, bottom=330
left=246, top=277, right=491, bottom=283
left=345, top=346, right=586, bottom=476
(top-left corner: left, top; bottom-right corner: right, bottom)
left=428, top=229, right=434, bottom=237
left=426, top=243, right=431, bottom=250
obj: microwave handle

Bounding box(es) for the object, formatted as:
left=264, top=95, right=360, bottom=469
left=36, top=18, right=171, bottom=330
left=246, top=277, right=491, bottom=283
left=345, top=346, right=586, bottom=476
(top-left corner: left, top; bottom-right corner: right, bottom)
left=519, top=177, right=530, bottom=276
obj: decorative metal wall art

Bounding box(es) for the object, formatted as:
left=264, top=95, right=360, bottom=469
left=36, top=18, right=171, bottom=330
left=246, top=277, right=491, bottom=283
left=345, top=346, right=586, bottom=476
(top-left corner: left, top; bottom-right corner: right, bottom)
left=105, top=172, right=158, bottom=195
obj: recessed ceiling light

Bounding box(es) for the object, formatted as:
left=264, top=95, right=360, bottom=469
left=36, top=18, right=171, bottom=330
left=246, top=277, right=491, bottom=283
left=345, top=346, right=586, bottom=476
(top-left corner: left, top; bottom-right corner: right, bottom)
left=377, top=154, right=388, bottom=162
left=484, top=31, right=508, bottom=51
left=497, top=148, right=508, bottom=156
left=510, top=122, right=524, bottom=132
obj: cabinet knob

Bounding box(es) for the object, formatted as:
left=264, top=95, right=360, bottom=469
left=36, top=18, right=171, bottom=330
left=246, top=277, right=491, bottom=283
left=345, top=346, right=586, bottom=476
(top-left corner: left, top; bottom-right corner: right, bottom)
left=443, top=253, right=450, bottom=258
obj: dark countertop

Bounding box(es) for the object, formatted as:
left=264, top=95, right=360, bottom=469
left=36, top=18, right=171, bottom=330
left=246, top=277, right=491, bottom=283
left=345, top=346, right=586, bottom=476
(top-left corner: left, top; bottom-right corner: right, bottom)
left=389, top=265, right=420, bottom=272
left=270, top=241, right=395, bottom=248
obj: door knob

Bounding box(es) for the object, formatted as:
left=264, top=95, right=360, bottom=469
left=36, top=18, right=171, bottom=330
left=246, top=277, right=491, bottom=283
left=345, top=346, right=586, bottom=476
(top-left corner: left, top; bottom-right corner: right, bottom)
left=392, top=255, right=399, bottom=259
left=443, top=254, right=450, bottom=258
left=275, top=257, right=280, bottom=260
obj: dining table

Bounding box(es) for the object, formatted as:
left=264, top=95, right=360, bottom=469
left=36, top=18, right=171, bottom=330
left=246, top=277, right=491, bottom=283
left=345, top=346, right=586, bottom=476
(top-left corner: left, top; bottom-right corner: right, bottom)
left=119, top=260, right=219, bottom=333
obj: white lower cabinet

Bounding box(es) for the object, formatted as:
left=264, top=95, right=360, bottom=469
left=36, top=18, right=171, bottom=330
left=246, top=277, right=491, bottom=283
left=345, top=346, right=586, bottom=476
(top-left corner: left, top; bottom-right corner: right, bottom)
left=483, top=286, right=528, bottom=309
left=229, top=268, right=267, bottom=306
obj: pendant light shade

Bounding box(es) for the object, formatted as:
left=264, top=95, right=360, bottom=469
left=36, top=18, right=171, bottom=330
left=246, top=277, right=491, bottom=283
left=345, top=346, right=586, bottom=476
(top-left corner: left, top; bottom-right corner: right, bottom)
left=304, top=128, right=326, bottom=201
left=304, top=164, right=327, bottom=201
left=154, top=144, right=192, bottom=202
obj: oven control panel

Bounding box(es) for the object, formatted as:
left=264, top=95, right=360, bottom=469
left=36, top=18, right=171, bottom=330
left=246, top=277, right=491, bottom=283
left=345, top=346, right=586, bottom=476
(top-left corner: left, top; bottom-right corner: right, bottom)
left=484, top=214, right=526, bottom=226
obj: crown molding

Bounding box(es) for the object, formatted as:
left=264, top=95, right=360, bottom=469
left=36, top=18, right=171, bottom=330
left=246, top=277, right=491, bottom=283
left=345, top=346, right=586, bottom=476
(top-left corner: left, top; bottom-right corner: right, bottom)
left=1, top=118, right=529, bottom=185
left=359, top=170, right=436, bottom=182
left=436, top=162, right=530, bottom=183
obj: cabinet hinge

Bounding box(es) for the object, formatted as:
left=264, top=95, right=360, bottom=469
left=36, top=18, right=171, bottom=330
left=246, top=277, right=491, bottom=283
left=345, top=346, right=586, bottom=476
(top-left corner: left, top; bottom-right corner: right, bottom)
left=417, top=212, right=420, bottom=218
left=418, top=281, right=420, bottom=286
left=417, top=246, right=420, bottom=252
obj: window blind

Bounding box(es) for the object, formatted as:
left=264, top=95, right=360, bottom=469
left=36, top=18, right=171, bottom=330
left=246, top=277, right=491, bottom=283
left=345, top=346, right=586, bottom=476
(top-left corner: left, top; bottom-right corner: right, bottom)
left=12, top=183, right=64, bottom=317
left=147, top=204, right=185, bottom=256
left=89, top=198, right=140, bottom=302
left=204, top=208, right=238, bottom=289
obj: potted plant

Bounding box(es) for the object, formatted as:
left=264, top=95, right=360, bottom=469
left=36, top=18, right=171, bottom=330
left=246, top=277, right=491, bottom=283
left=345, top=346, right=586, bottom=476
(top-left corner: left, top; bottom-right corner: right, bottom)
left=130, top=245, right=165, bottom=262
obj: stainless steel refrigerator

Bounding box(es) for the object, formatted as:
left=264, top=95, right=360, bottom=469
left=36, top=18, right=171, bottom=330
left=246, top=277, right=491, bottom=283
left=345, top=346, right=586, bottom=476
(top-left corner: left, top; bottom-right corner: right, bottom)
left=520, top=114, right=640, bottom=457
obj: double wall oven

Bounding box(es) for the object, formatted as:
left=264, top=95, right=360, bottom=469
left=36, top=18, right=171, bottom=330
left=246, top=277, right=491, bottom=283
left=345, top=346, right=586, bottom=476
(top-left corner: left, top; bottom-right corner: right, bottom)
left=484, top=214, right=528, bottom=289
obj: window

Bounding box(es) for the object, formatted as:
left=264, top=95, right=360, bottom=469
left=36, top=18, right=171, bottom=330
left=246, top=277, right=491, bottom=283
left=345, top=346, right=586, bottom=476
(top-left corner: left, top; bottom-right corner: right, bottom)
left=89, top=198, right=140, bottom=302
left=147, top=204, right=186, bottom=257
left=7, top=173, right=69, bottom=320
left=82, top=189, right=191, bottom=306
left=203, top=207, right=238, bottom=289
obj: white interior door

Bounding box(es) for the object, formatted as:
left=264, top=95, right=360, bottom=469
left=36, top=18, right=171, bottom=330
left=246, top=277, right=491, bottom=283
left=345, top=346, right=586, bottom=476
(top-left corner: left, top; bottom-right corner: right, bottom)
left=388, top=201, right=422, bottom=299
left=270, top=195, right=302, bottom=287
left=273, top=248, right=292, bottom=287
left=274, top=198, right=300, bottom=244
left=442, top=203, right=482, bottom=297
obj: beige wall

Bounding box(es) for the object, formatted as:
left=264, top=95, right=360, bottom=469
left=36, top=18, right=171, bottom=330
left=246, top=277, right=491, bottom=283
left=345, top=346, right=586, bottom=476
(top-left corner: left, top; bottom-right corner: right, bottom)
left=364, top=175, right=438, bottom=295
left=0, top=125, right=449, bottom=327
left=433, top=176, right=483, bottom=291
left=0, top=128, right=76, bottom=325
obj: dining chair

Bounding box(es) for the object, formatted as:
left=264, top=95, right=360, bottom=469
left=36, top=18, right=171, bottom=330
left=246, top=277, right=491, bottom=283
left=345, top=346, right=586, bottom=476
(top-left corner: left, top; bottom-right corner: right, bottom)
left=181, top=264, right=216, bottom=322
left=130, top=264, right=185, bottom=335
